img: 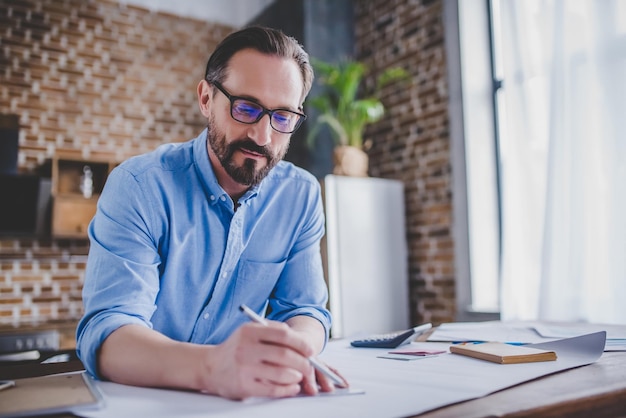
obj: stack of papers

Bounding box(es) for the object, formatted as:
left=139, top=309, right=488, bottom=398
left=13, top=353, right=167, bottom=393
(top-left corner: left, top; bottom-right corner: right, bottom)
left=427, top=320, right=626, bottom=351
left=533, top=323, right=626, bottom=351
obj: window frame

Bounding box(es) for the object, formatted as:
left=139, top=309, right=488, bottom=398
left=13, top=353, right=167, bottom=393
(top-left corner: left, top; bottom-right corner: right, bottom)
left=444, top=0, right=501, bottom=321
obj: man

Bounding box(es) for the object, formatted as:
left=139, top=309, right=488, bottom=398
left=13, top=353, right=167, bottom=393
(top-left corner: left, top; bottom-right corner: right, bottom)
left=76, top=26, right=347, bottom=400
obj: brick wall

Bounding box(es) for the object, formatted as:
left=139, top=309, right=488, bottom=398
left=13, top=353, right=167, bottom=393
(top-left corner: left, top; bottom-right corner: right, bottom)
left=354, top=0, right=456, bottom=325
left=0, top=0, right=232, bottom=327
left=0, top=239, right=88, bottom=324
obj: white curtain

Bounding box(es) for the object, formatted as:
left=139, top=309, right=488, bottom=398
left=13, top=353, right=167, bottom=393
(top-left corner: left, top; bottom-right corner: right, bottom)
left=498, top=0, right=626, bottom=324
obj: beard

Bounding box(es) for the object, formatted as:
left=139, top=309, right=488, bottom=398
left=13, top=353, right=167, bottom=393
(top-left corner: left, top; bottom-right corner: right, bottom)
left=207, top=115, right=289, bottom=187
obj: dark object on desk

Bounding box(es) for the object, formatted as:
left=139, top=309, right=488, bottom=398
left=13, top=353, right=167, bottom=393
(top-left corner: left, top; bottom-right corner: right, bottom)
left=351, top=323, right=433, bottom=348
left=0, top=380, right=15, bottom=392
left=0, top=349, right=84, bottom=380
left=450, top=342, right=557, bottom=364
left=0, top=372, right=103, bottom=418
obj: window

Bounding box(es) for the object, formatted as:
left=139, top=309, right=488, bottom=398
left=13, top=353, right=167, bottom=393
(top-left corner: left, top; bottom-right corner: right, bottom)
left=445, top=0, right=500, bottom=321
left=446, top=0, right=626, bottom=323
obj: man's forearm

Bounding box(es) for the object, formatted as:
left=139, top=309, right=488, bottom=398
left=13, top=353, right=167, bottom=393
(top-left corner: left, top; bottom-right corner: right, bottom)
left=98, top=324, right=210, bottom=390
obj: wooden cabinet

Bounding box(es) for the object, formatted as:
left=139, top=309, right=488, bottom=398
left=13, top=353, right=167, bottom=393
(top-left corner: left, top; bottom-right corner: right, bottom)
left=51, top=153, right=115, bottom=238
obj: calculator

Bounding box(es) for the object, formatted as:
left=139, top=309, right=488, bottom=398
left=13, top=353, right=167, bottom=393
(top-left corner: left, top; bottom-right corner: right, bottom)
left=350, top=323, right=432, bottom=349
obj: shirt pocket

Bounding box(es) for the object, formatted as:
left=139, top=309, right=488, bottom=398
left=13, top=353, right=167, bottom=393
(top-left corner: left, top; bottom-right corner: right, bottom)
left=230, top=258, right=287, bottom=314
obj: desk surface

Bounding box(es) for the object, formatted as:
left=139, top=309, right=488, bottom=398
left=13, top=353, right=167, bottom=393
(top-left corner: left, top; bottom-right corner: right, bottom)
left=4, top=327, right=626, bottom=418
left=418, top=351, right=626, bottom=418
left=5, top=353, right=625, bottom=418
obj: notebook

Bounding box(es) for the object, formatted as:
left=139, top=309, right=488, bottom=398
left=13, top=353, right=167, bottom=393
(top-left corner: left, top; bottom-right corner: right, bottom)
left=449, top=342, right=557, bottom=364
left=0, top=372, right=103, bottom=417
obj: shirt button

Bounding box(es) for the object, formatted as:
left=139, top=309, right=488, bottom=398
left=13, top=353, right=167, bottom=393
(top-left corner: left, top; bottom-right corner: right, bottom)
left=222, top=272, right=227, bottom=278
left=203, top=312, right=210, bottom=320
left=220, top=196, right=226, bottom=201
left=210, top=195, right=215, bottom=201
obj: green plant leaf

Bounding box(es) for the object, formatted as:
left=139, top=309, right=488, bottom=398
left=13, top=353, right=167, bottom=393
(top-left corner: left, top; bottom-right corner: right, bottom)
left=377, top=67, right=411, bottom=92
left=306, top=58, right=409, bottom=150
left=306, top=113, right=348, bottom=147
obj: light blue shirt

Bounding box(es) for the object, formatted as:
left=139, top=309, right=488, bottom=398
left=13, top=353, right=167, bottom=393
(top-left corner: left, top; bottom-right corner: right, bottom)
left=76, top=129, right=331, bottom=378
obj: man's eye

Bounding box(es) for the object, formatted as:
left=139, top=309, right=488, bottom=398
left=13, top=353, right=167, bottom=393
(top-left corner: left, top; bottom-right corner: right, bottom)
left=273, top=111, right=293, bottom=125
left=233, top=101, right=262, bottom=119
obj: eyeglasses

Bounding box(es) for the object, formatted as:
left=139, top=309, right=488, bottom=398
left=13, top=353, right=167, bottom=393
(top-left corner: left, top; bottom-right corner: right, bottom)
left=212, top=81, right=307, bottom=134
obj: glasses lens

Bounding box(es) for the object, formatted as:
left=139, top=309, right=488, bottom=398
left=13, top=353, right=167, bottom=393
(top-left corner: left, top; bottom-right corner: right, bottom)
left=271, top=111, right=301, bottom=133
left=231, top=100, right=263, bottom=123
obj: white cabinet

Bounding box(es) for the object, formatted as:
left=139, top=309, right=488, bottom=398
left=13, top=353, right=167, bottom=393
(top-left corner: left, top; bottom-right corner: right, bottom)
left=321, top=175, right=410, bottom=338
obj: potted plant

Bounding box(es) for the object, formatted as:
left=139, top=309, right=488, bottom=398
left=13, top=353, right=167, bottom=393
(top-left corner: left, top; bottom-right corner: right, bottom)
left=307, top=58, right=409, bottom=177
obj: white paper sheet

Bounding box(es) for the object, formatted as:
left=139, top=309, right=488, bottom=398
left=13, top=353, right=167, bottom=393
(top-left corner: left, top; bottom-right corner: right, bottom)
left=429, top=320, right=626, bottom=351
left=533, top=323, right=626, bottom=351
left=72, top=332, right=606, bottom=418
left=427, top=320, right=553, bottom=344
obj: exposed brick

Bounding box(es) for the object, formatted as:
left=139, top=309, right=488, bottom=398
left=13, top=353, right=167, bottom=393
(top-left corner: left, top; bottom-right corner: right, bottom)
left=10, top=275, right=41, bottom=282
left=355, top=0, right=453, bottom=325
left=0, top=0, right=231, bottom=327
left=51, top=274, right=80, bottom=282
left=0, top=297, right=22, bottom=304
left=32, top=295, right=62, bottom=303
left=37, top=305, right=53, bottom=316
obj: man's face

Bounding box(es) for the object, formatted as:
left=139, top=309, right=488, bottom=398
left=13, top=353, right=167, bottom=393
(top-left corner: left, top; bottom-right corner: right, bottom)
left=206, top=112, right=287, bottom=186
left=201, top=49, right=304, bottom=187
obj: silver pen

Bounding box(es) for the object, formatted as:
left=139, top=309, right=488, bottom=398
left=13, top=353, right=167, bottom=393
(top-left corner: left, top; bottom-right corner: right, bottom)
left=0, top=380, right=15, bottom=392
left=239, top=304, right=347, bottom=388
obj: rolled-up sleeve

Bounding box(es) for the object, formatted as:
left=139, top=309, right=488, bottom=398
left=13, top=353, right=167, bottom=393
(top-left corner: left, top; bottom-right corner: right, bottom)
left=76, top=167, right=161, bottom=378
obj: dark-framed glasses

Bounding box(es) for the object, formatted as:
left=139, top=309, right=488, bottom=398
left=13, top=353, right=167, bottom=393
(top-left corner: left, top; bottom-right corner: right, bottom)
left=212, top=81, right=306, bottom=134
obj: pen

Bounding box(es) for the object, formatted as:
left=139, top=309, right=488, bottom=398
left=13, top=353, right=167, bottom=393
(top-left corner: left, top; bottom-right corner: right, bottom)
left=239, top=304, right=347, bottom=388
left=0, top=380, right=15, bottom=392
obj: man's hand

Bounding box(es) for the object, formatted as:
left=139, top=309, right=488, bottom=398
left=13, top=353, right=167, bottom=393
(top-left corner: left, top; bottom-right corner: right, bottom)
left=98, top=319, right=348, bottom=400
left=202, top=320, right=316, bottom=399
left=285, top=316, right=349, bottom=395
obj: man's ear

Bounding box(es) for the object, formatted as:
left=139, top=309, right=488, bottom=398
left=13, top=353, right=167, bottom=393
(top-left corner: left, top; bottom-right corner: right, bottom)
left=197, top=80, right=212, bottom=118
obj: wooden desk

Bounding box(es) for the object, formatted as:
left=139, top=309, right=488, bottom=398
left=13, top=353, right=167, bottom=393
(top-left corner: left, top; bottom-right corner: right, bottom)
left=417, top=351, right=626, bottom=418
left=3, top=328, right=625, bottom=418
left=3, top=356, right=624, bottom=418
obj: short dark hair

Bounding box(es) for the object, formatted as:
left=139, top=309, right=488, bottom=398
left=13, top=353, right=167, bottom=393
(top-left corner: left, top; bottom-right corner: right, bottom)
left=204, top=26, right=314, bottom=104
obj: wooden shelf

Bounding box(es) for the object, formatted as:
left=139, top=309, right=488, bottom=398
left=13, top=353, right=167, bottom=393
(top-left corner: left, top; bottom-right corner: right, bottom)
left=51, top=153, right=115, bottom=238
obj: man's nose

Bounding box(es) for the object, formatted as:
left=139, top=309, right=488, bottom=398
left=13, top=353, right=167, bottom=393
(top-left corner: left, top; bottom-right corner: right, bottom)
left=247, top=114, right=273, bottom=147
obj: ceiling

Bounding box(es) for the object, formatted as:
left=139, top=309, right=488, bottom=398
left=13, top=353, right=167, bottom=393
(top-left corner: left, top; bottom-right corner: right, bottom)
left=118, top=0, right=275, bottom=27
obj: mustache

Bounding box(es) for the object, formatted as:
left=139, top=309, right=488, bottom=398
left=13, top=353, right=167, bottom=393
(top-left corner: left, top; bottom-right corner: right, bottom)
left=229, top=138, right=271, bottom=158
